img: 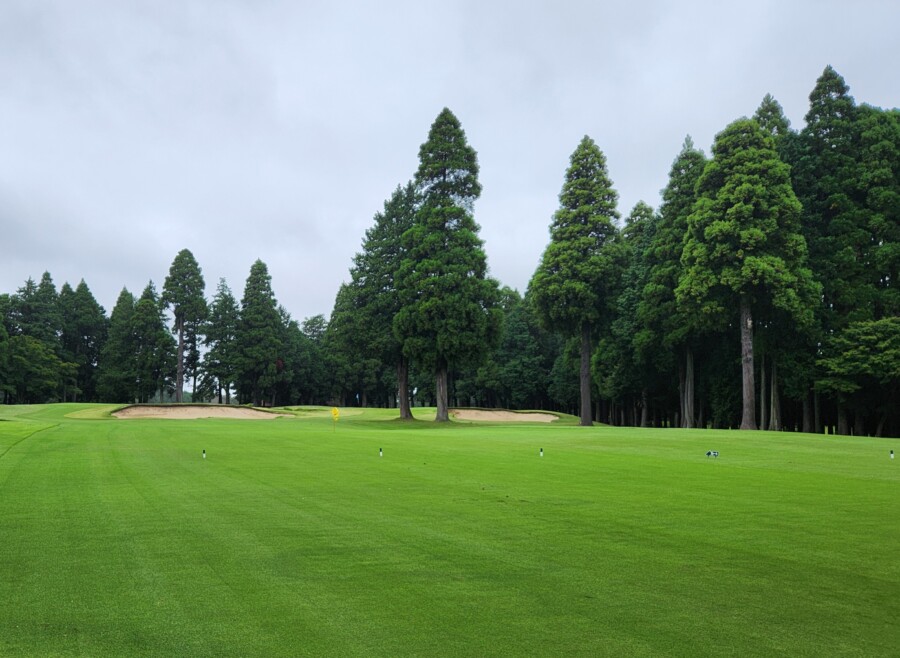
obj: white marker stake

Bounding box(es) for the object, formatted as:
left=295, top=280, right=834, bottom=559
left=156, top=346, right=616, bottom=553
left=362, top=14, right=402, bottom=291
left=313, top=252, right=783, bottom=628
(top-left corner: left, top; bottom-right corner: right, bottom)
left=540, top=448, right=543, bottom=457
left=379, top=448, right=383, bottom=458
left=202, top=449, right=206, bottom=459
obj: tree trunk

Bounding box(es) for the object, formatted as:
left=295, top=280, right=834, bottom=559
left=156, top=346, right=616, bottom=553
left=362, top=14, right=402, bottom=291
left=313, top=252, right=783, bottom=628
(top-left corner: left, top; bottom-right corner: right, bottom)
left=435, top=360, right=450, bottom=422
left=640, top=389, right=649, bottom=427
left=739, top=298, right=757, bottom=430
left=814, top=391, right=822, bottom=434
left=760, top=355, right=768, bottom=431
left=683, top=346, right=695, bottom=428
left=579, top=324, right=593, bottom=427
left=853, top=412, right=865, bottom=437
left=768, top=360, right=781, bottom=431
left=875, top=411, right=887, bottom=438
left=397, top=357, right=412, bottom=420
left=175, top=318, right=184, bottom=403
left=837, top=402, right=848, bottom=435
left=802, top=390, right=813, bottom=434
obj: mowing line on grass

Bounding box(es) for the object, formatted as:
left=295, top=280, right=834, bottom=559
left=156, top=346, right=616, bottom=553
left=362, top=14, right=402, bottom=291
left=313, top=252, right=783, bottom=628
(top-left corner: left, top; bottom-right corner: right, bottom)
left=0, top=423, right=59, bottom=462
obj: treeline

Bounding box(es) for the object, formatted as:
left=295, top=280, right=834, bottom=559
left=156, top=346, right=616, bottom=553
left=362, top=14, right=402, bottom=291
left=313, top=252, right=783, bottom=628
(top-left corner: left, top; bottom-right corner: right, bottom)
left=0, top=66, right=896, bottom=436
left=0, top=256, right=332, bottom=407
left=324, top=66, right=898, bottom=436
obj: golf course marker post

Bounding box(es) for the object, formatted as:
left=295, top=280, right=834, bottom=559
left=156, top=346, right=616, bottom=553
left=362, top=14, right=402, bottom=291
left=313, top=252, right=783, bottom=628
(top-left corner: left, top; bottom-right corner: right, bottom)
left=331, top=407, right=339, bottom=432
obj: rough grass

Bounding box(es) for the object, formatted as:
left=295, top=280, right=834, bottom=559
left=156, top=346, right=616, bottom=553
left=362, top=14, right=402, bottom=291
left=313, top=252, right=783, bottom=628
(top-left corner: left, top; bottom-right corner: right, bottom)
left=0, top=404, right=897, bottom=656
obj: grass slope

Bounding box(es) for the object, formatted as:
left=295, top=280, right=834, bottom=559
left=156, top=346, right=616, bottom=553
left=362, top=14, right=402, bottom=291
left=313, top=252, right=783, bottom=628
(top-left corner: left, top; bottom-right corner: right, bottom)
left=0, top=404, right=897, bottom=656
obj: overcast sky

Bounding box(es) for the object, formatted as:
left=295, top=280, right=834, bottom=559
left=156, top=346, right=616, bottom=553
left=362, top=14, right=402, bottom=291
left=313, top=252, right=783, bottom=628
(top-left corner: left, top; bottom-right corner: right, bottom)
left=1, top=0, right=897, bottom=322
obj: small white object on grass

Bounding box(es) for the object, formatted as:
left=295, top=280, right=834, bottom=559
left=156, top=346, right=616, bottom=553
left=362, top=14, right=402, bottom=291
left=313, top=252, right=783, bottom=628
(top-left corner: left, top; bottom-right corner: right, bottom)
left=202, top=449, right=206, bottom=459
left=540, top=448, right=543, bottom=457
left=892, top=450, right=894, bottom=460
left=379, top=448, right=383, bottom=458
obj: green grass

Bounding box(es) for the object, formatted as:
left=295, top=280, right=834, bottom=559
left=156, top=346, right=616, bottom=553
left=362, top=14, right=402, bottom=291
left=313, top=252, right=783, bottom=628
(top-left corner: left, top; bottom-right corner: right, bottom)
left=0, top=404, right=897, bottom=656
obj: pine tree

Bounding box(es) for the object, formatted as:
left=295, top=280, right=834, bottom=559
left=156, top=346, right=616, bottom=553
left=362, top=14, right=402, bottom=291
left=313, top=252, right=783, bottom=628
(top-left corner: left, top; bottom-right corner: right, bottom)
left=530, top=136, right=622, bottom=426
left=394, top=108, right=502, bottom=422
left=162, top=249, right=207, bottom=402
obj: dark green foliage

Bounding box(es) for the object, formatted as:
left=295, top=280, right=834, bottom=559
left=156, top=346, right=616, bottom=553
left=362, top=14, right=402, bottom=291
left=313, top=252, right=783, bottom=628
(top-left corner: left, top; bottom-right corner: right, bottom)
left=548, top=341, right=579, bottom=413
left=58, top=280, right=107, bottom=402
left=330, top=183, right=419, bottom=411
left=132, top=284, right=176, bottom=403
left=394, top=108, right=502, bottom=421
left=639, top=137, right=706, bottom=354
left=856, top=104, right=900, bottom=320
left=753, top=94, right=792, bottom=144
left=162, top=249, right=207, bottom=402
left=818, top=317, right=900, bottom=436
left=601, top=202, right=657, bottom=423
left=0, top=321, right=8, bottom=402
left=531, top=136, right=621, bottom=335
left=679, top=118, right=816, bottom=429
left=491, top=291, right=552, bottom=409
left=235, top=260, right=284, bottom=406
left=414, top=108, right=481, bottom=208
left=97, top=289, right=137, bottom=403
left=294, top=315, right=331, bottom=405
left=530, top=135, right=622, bottom=425
left=8, top=273, right=62, bottom=351
left=793, top=66, right=870, bottom=327
left=454, top=288, right=556, bottom=410
left=199, top=279, right=239, bottom=403
left=5, top=335, right=75, bottom=404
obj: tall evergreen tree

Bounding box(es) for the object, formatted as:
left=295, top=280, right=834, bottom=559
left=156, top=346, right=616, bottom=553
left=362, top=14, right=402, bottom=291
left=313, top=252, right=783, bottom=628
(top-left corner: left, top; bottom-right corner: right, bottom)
left=394, top=108, right=502, bottom=422
left=638, top=136, right=707, bottom=427
left=350, top=182, right=418, bottom=417
left=201, top=278, right=239, bottom=403
left=9, top=273, right=62, bottom=352
left=604, top=201, right=657, bottom=426
left=58, top=280, right=107, bottom=402
left=530, top=136, right=622, bottom=426
left=162, top=249, right=207, bottom=402
left=678, top=118, right=817, bottom=430
left=235, top=260, right=284, bottom=406
left=132, top=282, right=176, bottom=402
left=97, top=288, right=137, bottom=402
left=753, top=94, right=792, bottom=145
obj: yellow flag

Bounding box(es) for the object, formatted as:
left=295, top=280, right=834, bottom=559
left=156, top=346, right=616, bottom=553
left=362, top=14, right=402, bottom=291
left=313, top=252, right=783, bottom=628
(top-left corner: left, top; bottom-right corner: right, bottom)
left=331, top=407, right=340, bottom=422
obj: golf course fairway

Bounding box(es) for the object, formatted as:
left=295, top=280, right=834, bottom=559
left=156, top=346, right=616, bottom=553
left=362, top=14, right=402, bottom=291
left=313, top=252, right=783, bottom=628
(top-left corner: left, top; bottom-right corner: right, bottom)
left=0, top=404, right=897, bottom=656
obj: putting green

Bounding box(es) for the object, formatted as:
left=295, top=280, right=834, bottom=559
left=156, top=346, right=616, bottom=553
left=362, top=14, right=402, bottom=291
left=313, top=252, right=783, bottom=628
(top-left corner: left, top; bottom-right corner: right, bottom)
left=0, top=404, right=897, bottom=656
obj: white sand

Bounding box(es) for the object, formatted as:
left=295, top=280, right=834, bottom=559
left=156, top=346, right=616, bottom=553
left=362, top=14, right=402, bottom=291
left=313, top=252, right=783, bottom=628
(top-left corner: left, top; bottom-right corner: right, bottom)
left=450, top=409, right=558, bottom=423
left=113, top=405, right=289, bottom=420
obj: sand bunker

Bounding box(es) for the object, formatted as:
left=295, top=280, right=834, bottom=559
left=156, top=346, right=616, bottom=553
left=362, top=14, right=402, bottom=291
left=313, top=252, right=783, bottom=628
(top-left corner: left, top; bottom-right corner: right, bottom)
left=113, top=405, right=288, bottom=420
left=451, top=409, right=558, bottom=423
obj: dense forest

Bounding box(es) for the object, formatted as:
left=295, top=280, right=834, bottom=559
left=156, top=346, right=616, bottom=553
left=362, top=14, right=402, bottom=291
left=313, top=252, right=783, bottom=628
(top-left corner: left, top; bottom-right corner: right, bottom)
left=1, top=66, right=897, bottom=436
